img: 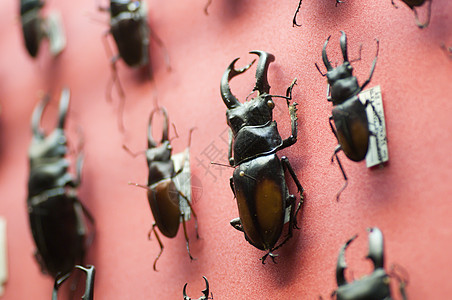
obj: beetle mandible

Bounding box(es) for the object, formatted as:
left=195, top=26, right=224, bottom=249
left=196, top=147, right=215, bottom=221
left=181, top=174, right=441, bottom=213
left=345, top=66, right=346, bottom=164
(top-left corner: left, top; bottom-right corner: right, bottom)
left=221, top=50, right=304, bottom=264
left=127, top=107, right=198, bottom=271
left=391, top=0, right=432, bottom=28
left=293, top=1, right=344, bottom=27
left=331, top=228, right=408, bottom=300
left=52, top=265, right=95, bottom=300
left=27, top=88, right=94, bottom=279
left=20, top=0, right=46, bottom=57
left=316, top=31, right=381, bottom=200
left=183, top=276, right=212, bottom=300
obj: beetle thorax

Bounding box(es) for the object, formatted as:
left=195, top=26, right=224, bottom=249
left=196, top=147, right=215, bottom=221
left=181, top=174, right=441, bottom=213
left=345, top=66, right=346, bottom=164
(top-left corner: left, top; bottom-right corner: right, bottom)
left=226, top=94, right=274, bottom=136
left=110, top=0, right=141, bottom=17
left=327, top=63, right=360, bottom=105
left=146, top=141, right=172, bottom=163
left=29, top=129, right=67, bottom=164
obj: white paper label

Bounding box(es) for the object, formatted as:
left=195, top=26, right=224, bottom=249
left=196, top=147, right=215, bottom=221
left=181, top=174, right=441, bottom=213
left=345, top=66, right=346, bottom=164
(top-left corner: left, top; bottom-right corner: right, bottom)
left=172, top=149, right=192, bottom=221
left=47, top=12, right=66, bottom=56
left=359, top=85, right=389, bottom=168
left=0, top=217, right=7, bottom=295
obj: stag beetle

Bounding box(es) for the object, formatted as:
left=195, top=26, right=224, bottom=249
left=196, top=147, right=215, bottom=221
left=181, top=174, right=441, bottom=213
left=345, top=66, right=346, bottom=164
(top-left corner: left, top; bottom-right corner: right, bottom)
left=27, top=88, right=94, bottom=278
left=293, top=1, right=343, bottom=27
left=316, top=31, right=380, bottom=200
left=183, top=276, right=212, bottom=300
left=127, top=107, right=198, bottom=271
left=20, top=0, right=46, bottom=57
left=330, top=228, right=408, bottom=300
left=52, top=265, right=95, bottom=300
left=391, top=0, right=432, bottom=28
left=221, top=50, right=304, bottom=264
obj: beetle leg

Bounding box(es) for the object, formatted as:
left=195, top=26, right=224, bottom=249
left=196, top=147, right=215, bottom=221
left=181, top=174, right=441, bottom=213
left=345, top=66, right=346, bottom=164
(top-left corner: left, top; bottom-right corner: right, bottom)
left=149, top=223, right=164, bottom=271
left=230, top=218, right=243, bottom=232
left=292, top=0, right=302, bottom=27
left=389, top=264, right=409, bottom=300
left=331, top=145, right=348, bottom=201
left=391, top=0, right=399, bottom=9
left=329, top=115, right=339, bottom=139
left=204, top=0, right=213, bottom=15
left=149, top=27, right=171, bottom=71
left=281, top=156, right=304, bottom=229
left=181, top=212, right=196, bottom=261
left=228, top=129, right=234, bottom=166
left=178, top=190, right=199, bottom=239
left=229, top=177, right=236, bottom=198
left=260, top=252, right=278, bottom=264
left=360, top=39, right=379, bottom=91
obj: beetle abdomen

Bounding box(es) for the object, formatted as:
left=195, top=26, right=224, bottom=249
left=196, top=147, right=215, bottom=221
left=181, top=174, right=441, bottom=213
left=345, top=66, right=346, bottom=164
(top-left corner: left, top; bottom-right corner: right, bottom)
left=111, top=17, right=149, bottom=67
left=233, top=155, right=286, bottom=251
left=148, top=179, right=181, bottom=238
left=28, top=192, right=85, bottom=277
left=333, top=98, right=369, bottom=162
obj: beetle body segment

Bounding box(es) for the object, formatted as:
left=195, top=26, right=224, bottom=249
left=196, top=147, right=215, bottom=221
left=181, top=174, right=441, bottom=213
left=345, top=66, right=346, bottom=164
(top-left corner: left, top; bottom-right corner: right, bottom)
left=148, top=179, right=181, bottom=238
left=109, top=0, right=150, bottom=67
left=233, top=154, right=286, bottom=251
left=20, top=0, right=45, bottom=57
left=27, top=89, right=93, bottom=278
left=332, top=97, right=369, bottom=162
left=221, top=50, right=304, bottom=263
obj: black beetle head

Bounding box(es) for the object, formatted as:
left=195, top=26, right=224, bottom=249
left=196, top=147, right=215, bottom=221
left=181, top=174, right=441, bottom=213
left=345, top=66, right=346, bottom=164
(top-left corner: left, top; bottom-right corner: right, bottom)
left=183, top=276, right=210, bottom=300
left=29, top=89, right=70, bottom=163
left=335, top=227, right=390, bottom=300
left=221, top=51, right=276, bottom=135
left=145, top=107, right=172, bottom=163
left=110, top=0, right=140, bottom=17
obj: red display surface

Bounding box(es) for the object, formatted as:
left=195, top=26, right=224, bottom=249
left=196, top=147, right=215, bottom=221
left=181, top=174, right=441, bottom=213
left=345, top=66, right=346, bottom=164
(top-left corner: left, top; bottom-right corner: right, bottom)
left=0, top=0, right=451, bottom=299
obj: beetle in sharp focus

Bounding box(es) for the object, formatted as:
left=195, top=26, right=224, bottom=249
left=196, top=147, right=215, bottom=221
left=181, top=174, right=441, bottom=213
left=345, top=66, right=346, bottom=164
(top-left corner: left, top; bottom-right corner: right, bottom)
left=331, top=228, right=408, bottom=300
left=293, top=1, right=344, bottom=27
left=20, top=0, right=46, bottom=57
left=52, top=265, right=95, bottom=300
left=183, top=276, right=213, bottom=300
left=316, top=31, right=381, bottom=200
left=127, top=107, right=198, bottom=271
left=27, top=88, right=94, bottom=279
left=391, top=0, right=432, bottom=28
left=221, top=50, right=304, bottom=264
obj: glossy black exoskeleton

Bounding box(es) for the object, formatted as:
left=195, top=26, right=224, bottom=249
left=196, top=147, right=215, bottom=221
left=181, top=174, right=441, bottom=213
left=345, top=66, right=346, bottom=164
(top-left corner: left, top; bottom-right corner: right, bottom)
left=52, top=265, right=95, bottom=300
left=221, top=50, right=304, bottom=264
left=20, top=0, right=45, bottom=57
left=391, top=0, right=432, bottom=28
left=316, top=31, right=380, bottom=200
left=127, top=107, right=198, bottom=271
left=293, top=1, right=343, bottom=27
left=183, top=276, right=212, bottom=300
left=27, top=89, right=94, bottom=278
left=331, top=228, right=408, bottom=300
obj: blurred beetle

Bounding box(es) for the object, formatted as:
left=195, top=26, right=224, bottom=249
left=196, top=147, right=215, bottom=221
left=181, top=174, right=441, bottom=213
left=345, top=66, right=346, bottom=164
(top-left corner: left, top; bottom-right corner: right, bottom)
left=52, top=265, right=95, bottom=300
left=221, top=50, right=304, bottom=263
left=391, top=0, right=432, bottom=28
left=27, top=89, right=94, bottom=279
left=183, top=276, right=213, bottom=300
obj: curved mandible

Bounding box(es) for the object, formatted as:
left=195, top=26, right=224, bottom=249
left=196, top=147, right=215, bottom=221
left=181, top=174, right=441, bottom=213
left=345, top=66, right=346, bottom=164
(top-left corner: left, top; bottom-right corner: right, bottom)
left=221, top=57, right=255, bottom=109
left=31, top=93, right=51, bottom=138
left=322, top=36, right=333, bottom=71
left=367, top=227, right=384, bottom=269
left=57, top=88, right=70, bottom=130
left=336, top=234, right=357, bottom=286
left=339, top=31, right=349, bottom=63
left=183, top=276, right=210, bottom=300
left=147, top=107, right=169, bottom=148
left=250, top=50, right=275, bottom=95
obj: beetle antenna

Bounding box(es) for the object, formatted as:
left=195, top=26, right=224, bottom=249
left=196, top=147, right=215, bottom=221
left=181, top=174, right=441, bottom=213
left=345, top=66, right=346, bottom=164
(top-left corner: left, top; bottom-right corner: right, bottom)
left=315, top=62, right=327, bottom=77
left=128, top=182, right=151, bottom=191
left=292, top=0, right=302, bottom=27
left=122, top=144, right=146, bottom=157
left=210, top=162, right=234, bottom=168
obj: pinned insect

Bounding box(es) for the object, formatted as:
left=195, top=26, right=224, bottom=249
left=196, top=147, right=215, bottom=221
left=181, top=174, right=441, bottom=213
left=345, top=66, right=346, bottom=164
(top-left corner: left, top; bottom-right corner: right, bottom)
left=316, top=31, right=381, bottom=200
left=221, top=50, right=304, bottom=264
left=20, top=0, right=65, bottom=57
left=126, top=107, right=198, bottom=271
left=27, top=88, right=94, bottom=278
left=183, top=276, right=212, bottom=300
left=330, top=228, right=408, bottom=300
left=293, top=1, right=343, bottom=27
left=391, top=0, right=432, bottom=28
left=52, top=265, right=95, bottom=300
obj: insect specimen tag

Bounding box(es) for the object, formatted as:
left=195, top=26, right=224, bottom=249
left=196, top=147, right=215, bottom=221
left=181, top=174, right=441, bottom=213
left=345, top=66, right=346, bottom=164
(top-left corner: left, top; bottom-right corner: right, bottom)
left=47, top=12, right=66, bottom=56
left=0, top=217, right=7, bottom=295
left=172, top=149, right=192, bottom=221
left=359, top=86, right=389, bottom=168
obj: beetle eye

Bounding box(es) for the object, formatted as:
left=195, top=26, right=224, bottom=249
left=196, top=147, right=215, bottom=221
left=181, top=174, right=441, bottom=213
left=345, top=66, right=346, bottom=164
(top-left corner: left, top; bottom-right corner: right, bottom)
left=267, top=100, right=275, bottom=109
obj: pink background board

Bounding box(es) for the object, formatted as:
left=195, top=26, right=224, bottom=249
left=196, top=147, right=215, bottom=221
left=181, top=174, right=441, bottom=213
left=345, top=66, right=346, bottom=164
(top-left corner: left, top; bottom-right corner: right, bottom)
left=0, top=0, right=452, bottom=299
